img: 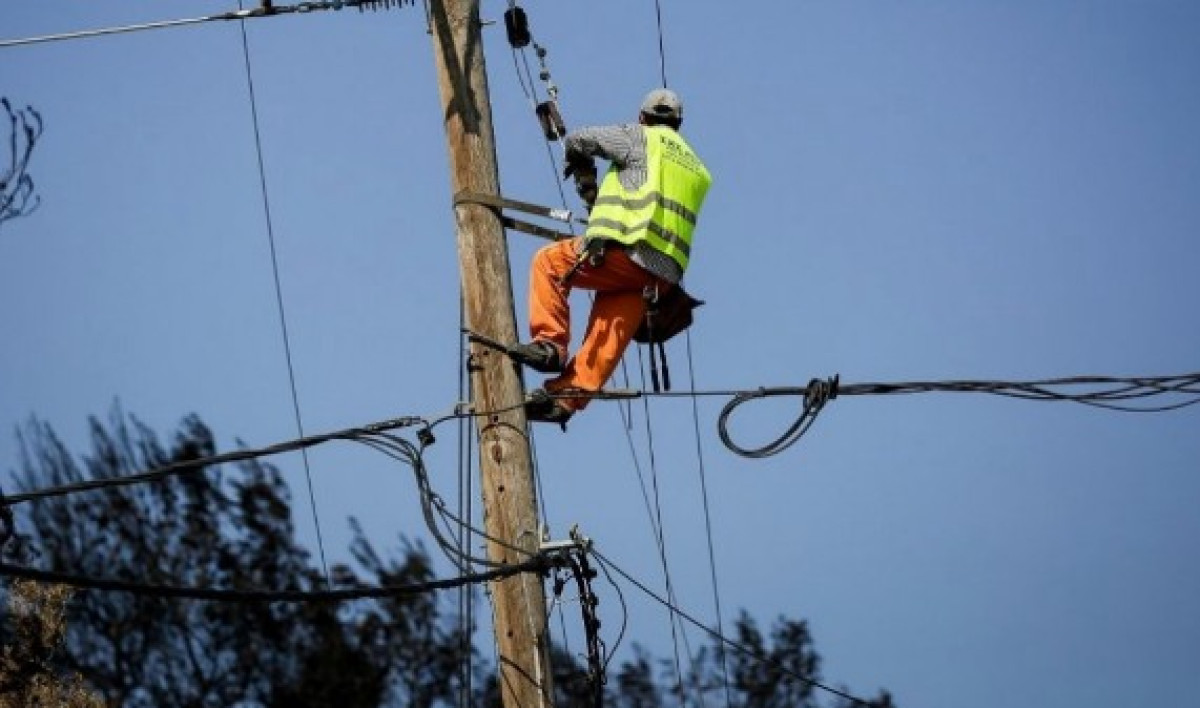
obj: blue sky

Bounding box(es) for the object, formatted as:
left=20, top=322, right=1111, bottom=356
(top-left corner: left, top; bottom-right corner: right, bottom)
left=2, top=2, right=1199, bottom=707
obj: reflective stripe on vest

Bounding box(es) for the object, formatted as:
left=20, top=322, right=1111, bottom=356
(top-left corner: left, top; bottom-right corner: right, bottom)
left=585, top=126, right=711, bottom=271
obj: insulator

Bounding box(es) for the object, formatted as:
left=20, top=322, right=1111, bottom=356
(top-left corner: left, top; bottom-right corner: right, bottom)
left=535, top=101, right=567, bottom=141
left=504, top=6, right=531, bottom=48
left=356, top=0, right=414, bottom=11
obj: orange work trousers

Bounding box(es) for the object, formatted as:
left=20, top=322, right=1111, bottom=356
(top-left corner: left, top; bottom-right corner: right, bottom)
left=529, top=237, right=666, bottom=410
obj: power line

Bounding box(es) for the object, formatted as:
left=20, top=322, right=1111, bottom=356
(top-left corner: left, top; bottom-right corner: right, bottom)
left=456, top=294, right=477, bottom=708
left=714, top=372, right=1200, bottom=458
left=534, top=371, right=1200, bottom=457
left=353, top=431, right=532, bottom=569
left=0, top=1, right=415, bottom=50
left=591, top=547, right=877, bottom=708
left=0, top=555, right=549, bottom=603
left=235, top=0, right=331, bottom=586
left=0, top=414, right=430, bottom=506
left=684, top=330, right=733, bottom=707
left=5, top=372, right=1194, bottom=505
left=0, top=13, right=237, bottom=49
left=651, top=0, right=668, bottom=88
left=632, top=348, right=694, bottom=707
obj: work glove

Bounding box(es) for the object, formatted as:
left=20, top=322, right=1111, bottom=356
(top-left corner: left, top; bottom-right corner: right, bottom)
left=563, top=155, right=598, bottom=209
left=562, top=154, right=595, bottom=180
left=574, top=172, right=598, bottom=209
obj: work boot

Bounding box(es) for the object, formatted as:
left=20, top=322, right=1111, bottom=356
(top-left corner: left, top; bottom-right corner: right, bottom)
left=525, top=389, right=574, bottom=429
left=508, top=341, right=563, bottom=373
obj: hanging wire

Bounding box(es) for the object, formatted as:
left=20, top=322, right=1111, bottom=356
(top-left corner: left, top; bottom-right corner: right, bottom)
left=716, top=376, right=837, bottom=459
left=350, top=431, right=531, bottom=570
left=7, top=371, right=1196, bottom=507
left=457, top=294, right=475, bottom=708
left=591, top=547, right=876, bottom=708
left=684, top=329, right=733, bottom=706
left=591, top=548, right=630, bottom=674
left=633, top=348, right=693, bottom=706
left=235, top=2, right=331, bottom=586
left=651, top=0, right=668, bottom=87
left=715, top=372, right=1200, bottom=458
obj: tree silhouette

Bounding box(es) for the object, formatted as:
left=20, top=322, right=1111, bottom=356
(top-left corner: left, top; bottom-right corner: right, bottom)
left=3, top=408, right=477, bottom=708
left=2, top=409, right=896, bottom=708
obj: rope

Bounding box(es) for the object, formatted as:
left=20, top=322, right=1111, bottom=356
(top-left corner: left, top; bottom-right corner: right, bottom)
left=236, top=2, right=331, bottom=583
left=0, top=556, right=550, bottom=603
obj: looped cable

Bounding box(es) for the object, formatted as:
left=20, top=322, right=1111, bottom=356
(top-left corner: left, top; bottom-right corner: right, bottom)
left=806, top=373, right=839, bottom=409
left=717, top=375, right=839, bottom=459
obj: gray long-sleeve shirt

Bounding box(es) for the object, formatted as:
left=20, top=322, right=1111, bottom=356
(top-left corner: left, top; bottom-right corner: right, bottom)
left=564, top=123, right=685, bottom=285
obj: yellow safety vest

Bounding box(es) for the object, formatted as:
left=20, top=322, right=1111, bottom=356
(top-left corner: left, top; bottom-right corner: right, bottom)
left=585, top=126, right=711, bottom=272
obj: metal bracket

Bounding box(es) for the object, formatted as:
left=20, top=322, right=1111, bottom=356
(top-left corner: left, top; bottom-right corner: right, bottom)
left=539, top=523, right=592, bottom=556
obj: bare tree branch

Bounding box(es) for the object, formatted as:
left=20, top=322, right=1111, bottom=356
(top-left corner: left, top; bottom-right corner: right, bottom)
left=0, top=97, right=43, bottom=230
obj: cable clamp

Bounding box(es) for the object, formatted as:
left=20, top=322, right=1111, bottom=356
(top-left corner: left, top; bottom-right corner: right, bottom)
left=539, top=523, right=592, bottom=556
left=359, top=415, right=425, bottom=433
left=805, top=374, right=840, bottom=408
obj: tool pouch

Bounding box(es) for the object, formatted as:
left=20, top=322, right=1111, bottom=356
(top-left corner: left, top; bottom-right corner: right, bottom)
left=634, top=284, right=702, bottom=346
left=635, top=284, right=704, bottom=392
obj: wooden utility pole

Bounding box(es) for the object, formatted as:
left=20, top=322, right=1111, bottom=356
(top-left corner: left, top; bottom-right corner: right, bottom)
left=427, top=2, right=555, bottom=708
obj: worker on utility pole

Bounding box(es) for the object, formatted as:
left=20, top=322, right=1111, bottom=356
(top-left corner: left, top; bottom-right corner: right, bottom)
left=509, top=88, right=713, bottom=425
